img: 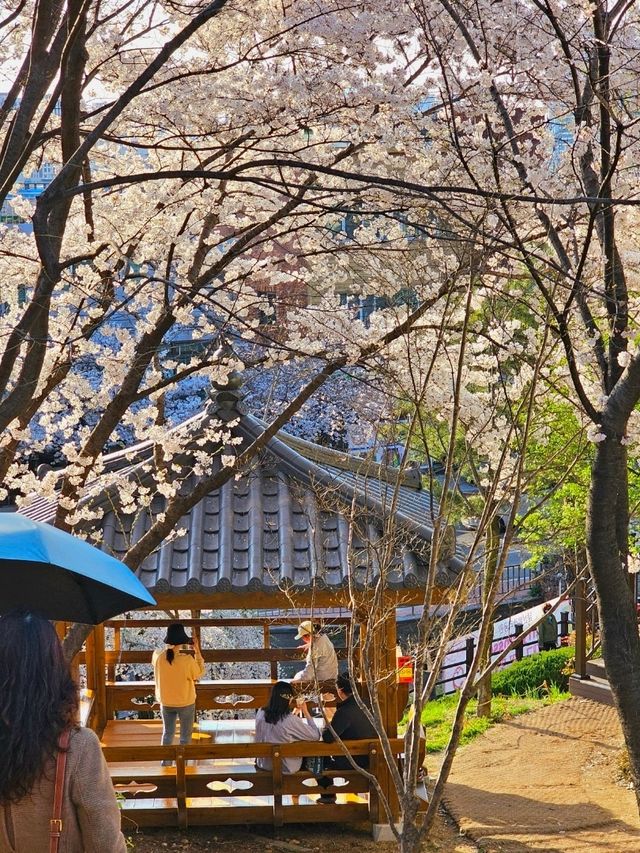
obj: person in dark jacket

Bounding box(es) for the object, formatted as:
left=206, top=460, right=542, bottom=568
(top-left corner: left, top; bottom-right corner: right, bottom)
left=538, top=603, right=559, bottom=651
left=317, top=672, right=377, bottom=804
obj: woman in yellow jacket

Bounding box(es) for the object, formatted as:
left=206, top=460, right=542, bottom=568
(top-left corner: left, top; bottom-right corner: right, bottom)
left=152, top=623, right=205, bottom=765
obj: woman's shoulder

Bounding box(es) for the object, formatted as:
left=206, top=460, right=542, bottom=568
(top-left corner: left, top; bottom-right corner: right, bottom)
left=68, top=726, right=102, bottom=758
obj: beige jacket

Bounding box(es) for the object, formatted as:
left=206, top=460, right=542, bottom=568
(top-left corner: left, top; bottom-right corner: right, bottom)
left=0, top=727, right=126, bottom=853
left=292, top=632, right=338, bottom=683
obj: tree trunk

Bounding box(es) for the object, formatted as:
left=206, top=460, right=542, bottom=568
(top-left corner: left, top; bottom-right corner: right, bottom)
left=475, top=650, right=492, bottom=717
left=587, top=436, right=640, bottom=808
left=62, top=622, right=92, bottom=664
left=399, top=818, right=422, bottom=853
left=476, top=513, right=501, bottom=718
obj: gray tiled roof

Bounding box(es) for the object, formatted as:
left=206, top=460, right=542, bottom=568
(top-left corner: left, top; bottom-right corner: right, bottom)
left=19, top=389, right=463, bottom=598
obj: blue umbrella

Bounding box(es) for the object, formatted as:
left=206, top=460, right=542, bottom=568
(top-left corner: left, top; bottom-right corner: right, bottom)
left=0, top=513, right=156, bottom=623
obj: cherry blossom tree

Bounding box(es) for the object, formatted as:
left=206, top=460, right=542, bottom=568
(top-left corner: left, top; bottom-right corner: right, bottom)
left=5, top=0, right=640, bottom=831
left=0, top=0, right=468, bottom=665
left=306, top=270, right=561, bottom=851
left=273, top=0, right=640, bottom=809
left=411, top=0, right=640, bottom=805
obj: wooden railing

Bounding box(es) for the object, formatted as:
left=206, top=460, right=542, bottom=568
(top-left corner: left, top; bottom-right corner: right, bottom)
left=104, top=679, right=339, bottom=719
left=436, top=612, right=573, bottom=696
left=99, top=616, right=352, bottom=682
left=105, top=738, right=401, bottom=828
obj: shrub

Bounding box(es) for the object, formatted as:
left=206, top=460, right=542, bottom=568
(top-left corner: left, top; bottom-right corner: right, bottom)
left=491, top=647, right=574, bottom=696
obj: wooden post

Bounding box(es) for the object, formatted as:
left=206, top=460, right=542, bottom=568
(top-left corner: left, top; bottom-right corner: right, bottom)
left=192, top=610, right=201, bottom=648
left=384, top=612, right=398, bottom=739
left=514, top=624, right=524, bottom=661
left=574, top=575, right=589, bottom=679
left=465, top=636, right=475, bottom=673
left=93, top=624, right=107, bottom=732
left=370, top=602, right=400, bottom=826
left=272, top=747, right=284, bottom=827
left=176, top=745, right=188, bottom=828
left=265, top=623, right=277, bottom=680
left=368, top=743, right=380, bottom=823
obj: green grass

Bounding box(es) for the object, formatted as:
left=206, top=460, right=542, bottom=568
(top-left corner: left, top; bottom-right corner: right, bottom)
left=420, top=686, right=569, bottom=753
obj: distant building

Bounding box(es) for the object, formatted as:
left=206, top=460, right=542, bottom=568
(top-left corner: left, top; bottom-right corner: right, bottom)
left=0, top=92, right=59, bottom=226
left=0, top=161, right=59, bottom=226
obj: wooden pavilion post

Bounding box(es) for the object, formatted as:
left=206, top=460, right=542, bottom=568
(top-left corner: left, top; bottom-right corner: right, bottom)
left=370, top=598, right=400, bottom=831
left=93, top=624, right=107, bottom=733
left=84, top=628, right=97, bottom=697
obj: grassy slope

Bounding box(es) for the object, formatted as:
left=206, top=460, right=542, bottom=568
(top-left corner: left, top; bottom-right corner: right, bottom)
left=421, top=688, right=569, bottom=753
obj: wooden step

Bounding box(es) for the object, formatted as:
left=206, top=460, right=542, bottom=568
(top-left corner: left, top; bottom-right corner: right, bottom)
left=569, top=673, right=615, bottom=706
left=117, top=795, right=368, bottom=828
left=586, top=658, right=606, bottom=679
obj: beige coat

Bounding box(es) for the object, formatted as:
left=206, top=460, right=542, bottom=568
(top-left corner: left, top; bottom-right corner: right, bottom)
left=292, top=632, right=338, bottom=683
left=0, top=727, right=126, bottom=853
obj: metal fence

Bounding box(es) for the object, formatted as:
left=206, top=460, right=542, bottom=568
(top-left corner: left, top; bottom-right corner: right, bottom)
left=466, top=563, right=535, bottom=607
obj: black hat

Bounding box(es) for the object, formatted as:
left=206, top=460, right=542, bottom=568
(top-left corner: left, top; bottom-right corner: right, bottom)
left=163, top=623, right=192, bottom=646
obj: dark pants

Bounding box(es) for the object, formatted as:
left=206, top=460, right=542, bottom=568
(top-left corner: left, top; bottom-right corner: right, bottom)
left=541, top=642, right=556, bottom=651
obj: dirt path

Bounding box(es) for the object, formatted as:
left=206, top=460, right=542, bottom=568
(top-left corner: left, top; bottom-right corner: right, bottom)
left=442, top=698, right=640, bottom=852
left=129, top=812, right=478, bottom=853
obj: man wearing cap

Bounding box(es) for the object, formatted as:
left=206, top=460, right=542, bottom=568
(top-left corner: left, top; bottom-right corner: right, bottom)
left=152, top=622, right=205, bottom=764
left=291, top=620, right=338, bottom=683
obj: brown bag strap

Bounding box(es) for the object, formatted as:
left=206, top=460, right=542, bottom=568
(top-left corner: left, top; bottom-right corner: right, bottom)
left=50, top=728, right=71, bottom=853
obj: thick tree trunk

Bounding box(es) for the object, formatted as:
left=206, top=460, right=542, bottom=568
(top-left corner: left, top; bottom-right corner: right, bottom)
left=587, top=437, right=640, bottom=808
left=62, top=622, right=92, bottom=664
left=399, top=818, right=421, bottom=853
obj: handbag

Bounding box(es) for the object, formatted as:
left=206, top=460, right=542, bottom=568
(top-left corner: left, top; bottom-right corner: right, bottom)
left=303, top=755, right=324, bottom=775
left=50, top=728, right=71, bottom=853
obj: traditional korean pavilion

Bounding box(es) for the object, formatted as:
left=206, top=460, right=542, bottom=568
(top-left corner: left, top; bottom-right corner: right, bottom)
left=20, top=376, right=464, bottom=831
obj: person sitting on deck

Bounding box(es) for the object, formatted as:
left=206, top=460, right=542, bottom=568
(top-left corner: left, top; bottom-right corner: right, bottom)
left=152, top=623, right=205, bottom=766
left=291, top=621, right=338, bottom=685
left=316, top=672, right=377, bottom=804
left=255, top=680, right=322, bottom=774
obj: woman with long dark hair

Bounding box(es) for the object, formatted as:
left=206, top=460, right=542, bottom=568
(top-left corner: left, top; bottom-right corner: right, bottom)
left=255, top=680, right=321, bottom=773
left=0, top=609, right=125, bottom=852
left=152, top=622, right=205, bottom=765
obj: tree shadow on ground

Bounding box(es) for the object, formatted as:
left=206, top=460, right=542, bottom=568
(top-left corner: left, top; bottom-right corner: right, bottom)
left=497, top=717, right=619, bottom=754
left=443, top=782, right=640, bottom=853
